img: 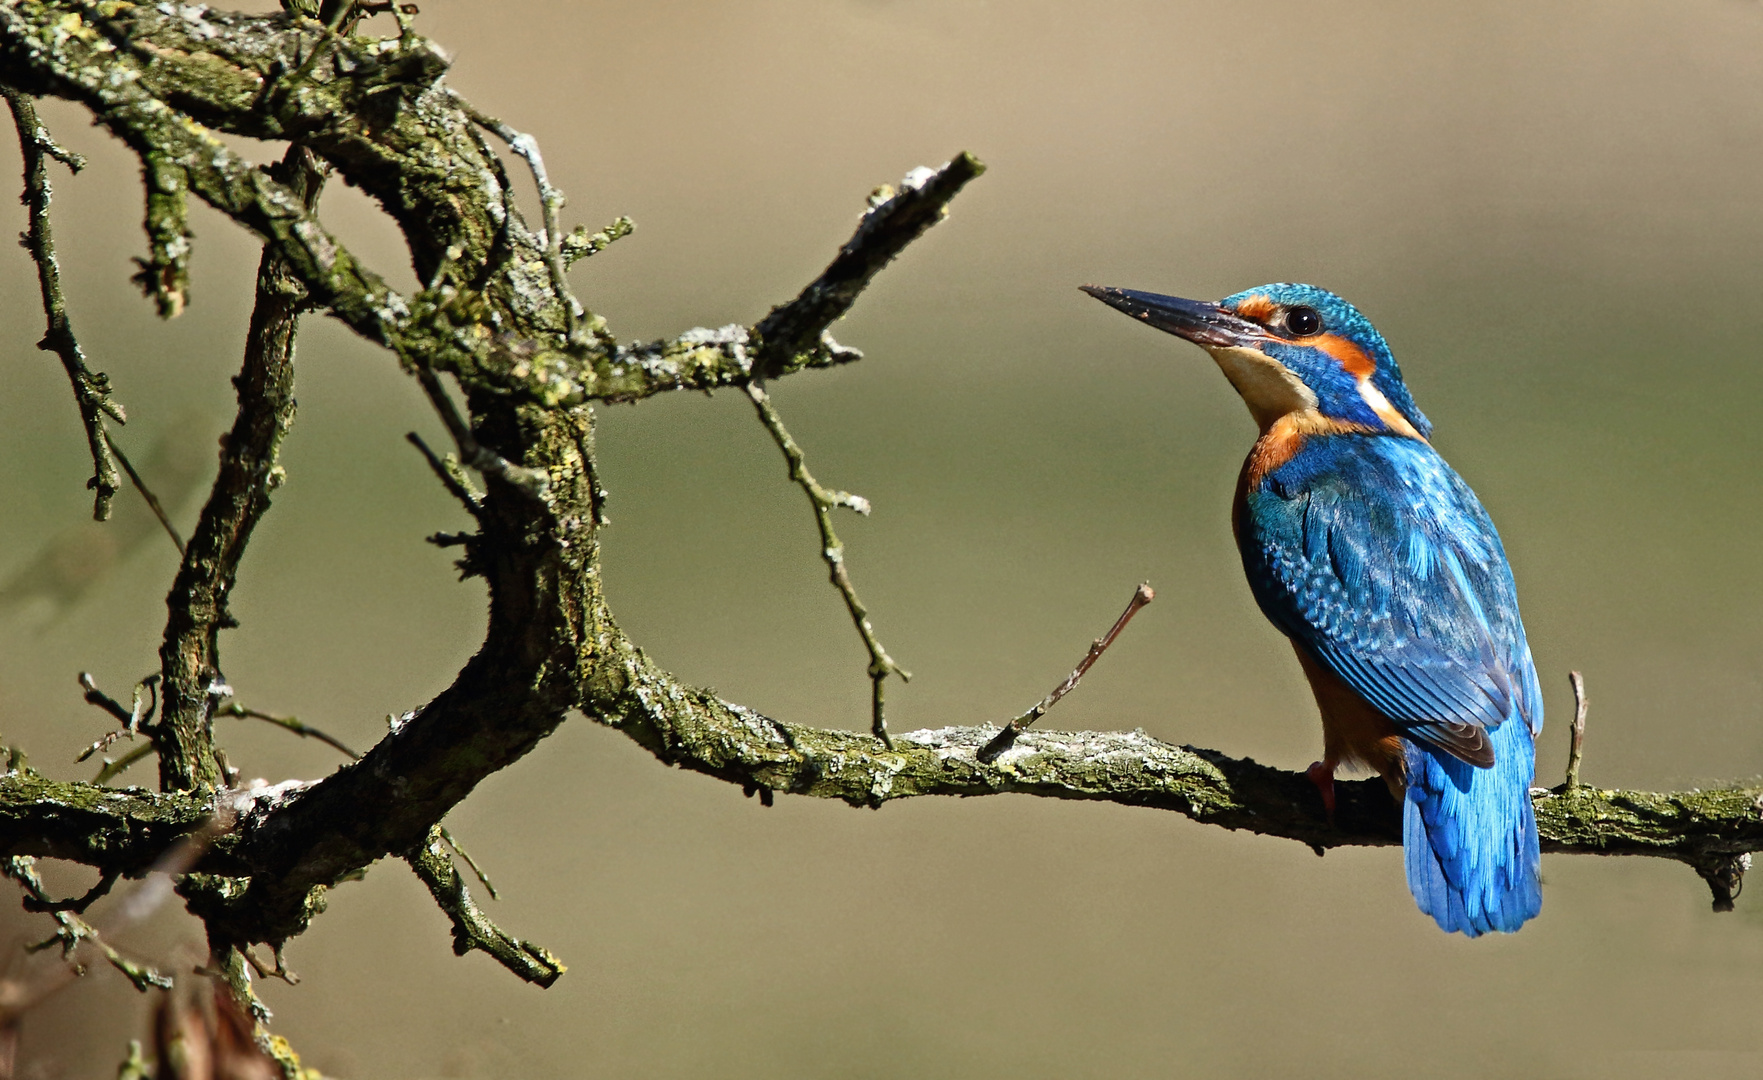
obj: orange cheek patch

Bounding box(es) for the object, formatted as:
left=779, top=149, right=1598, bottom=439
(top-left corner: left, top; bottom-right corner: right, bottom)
left=1311, top=334, right=1376, bottom=378
left=1231, top=294, right=1277, bottom=322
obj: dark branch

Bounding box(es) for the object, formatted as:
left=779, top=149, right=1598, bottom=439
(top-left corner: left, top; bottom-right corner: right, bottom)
left=591, top=155, right=985, bottom=403
left=156, top=144, right=324, bottom=794
left=751, top=154, right=986, bottom=379
left=0, top=773, right=212, bottom=874
left=407, top=828, right=563, bottom=987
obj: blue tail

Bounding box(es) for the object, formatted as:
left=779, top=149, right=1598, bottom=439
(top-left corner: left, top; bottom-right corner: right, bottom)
left=1402, top=717, right=1542, bottom=936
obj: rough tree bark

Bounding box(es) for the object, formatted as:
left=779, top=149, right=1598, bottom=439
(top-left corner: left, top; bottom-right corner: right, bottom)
left=0, top=2, right=1756, bottom=1072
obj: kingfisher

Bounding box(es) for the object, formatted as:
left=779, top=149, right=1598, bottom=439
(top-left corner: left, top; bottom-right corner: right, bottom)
left=1083, top=281, right=1543, bottom=936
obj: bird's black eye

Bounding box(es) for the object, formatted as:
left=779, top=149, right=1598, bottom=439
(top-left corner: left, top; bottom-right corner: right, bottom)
left=1284, top=306, right=1322, bottom=337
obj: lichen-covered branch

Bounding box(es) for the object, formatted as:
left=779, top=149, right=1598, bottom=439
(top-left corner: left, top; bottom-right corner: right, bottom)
left=750, top=153, right=986, bottom=379
left=2, top=86, right=124, bottom=522
left=583, top=652, right=1763, bottom=880
left=407, top=828, right=564, bottom=987
left=0, top=772, right=212, bottom=873
left=590, top=155, right=986, bottom=403
left=0, top=692, right=1756, bottom=898
left=132, top=151, right=192, bottom=318
left=156, top=144, right=325, bottom=795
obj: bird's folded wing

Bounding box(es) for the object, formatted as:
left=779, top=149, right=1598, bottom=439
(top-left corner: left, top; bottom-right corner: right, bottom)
left=1242, top=440, right=1539, bottom=765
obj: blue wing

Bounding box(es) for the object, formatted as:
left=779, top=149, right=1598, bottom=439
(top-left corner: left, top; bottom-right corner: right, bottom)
left=1241, top=433, right=1545, bottom=935
left=1238, top=434, right=1542, bottom=763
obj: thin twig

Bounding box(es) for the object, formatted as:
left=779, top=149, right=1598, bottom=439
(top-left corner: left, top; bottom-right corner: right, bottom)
left=1564, top=670, right=1588, bottom=791
left=104, top=430, right=186, bottom=555
left=215, top=701, right=361, bottom=760
left=406, top=431, right=483, bottom=512
left=92, top=742, right=156, bottom=786
left=77, top=672, right=136, bottom=727
left=978, top=584, right=1156, bottom=763
left=746, top=381, right=904, bottom=747
left=241, top=943, right=299, bottom=986
left=76, top=672, right=159, bottom=738
left=17, top=870, right=116, bottom=915
left=560, top=216, right=634, bottom=268
left=751, top=154, right=985, bottom=381
left=3, top=88, right=125, bottom=522
left=451, top=92, right=610, bottom=349
left=77, top=672, right=162, bottom=776
left=0, top=837, right=224, bottom=1019
left=414, top=368, right=550, bottom=498
left=439, top=826, right=498, bottom=900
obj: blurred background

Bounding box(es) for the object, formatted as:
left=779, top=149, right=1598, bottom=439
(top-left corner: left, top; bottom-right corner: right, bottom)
left=2, top=0, right=1762, bottom=1075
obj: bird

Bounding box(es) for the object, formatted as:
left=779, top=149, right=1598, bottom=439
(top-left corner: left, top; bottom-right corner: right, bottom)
left=1082, top=281, right=1542, bottom=937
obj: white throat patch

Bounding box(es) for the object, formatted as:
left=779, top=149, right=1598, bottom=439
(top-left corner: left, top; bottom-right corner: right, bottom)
left=1203, top=345, right=1319, bottom=432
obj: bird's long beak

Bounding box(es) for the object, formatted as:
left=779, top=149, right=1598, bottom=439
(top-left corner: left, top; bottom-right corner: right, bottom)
left=1080, top=285, right=1262, bottom=349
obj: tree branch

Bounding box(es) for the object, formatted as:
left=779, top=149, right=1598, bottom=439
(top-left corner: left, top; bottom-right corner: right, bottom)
left=406, top=828, right=564, bottom=987
left=747, top=381, right=907, bottom=747
left=2, top=86, right=124, bottom=522
left=156, top=144, right=325, bottom=794
left=751, top=154, right=985, bottom=379
left=589, top=155, right=986, bottom=403
left=583, top=654, right=1763, bottom=880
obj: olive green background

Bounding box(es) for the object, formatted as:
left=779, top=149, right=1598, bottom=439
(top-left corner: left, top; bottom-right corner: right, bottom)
left=3, top=0, right=1763, bottom=1076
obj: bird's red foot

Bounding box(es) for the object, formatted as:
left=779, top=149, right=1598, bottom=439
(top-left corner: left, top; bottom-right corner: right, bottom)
left=1306, top=760, right=1337, bottom=823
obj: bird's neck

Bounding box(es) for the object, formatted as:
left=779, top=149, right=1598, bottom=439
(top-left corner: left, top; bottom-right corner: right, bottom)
left=1205, top=344, right=1429, bottom=443
left=1243, top=410, right=1380, bottom=490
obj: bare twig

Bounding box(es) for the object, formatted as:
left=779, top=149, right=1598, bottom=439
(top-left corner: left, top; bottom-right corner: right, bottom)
left=0, top=836, right=221, bottom=1025
left=77, top=672, right=162, bottom=781
left=92, top=743, right=156, bottom=786
left=746, top=381, right=906, bottom=747
left=406, top=432, right=483, bottom=512
left=452, top=93, right=610, bottom=349
left=1563, top=670, right=1588, bottom=791
left=78, top=672, right=139, bottom=728
left=414, top=368, right=550, bottom=499
left=241, top=943, right=300, bottom=986
left=3, top=88, right=124, bottom=522
left=76, top=672, right=160, bottom=743
left=17, top=870, right=116, bottom=915
left=406, top=828, right=563, bottom=986
left=438, top=827, right=498, bottom=900
left=104, top=430, right=187, bottom=555
left=215, top=701, right=362, bottom=761
left=978, top=584, right=1155, bottom=763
